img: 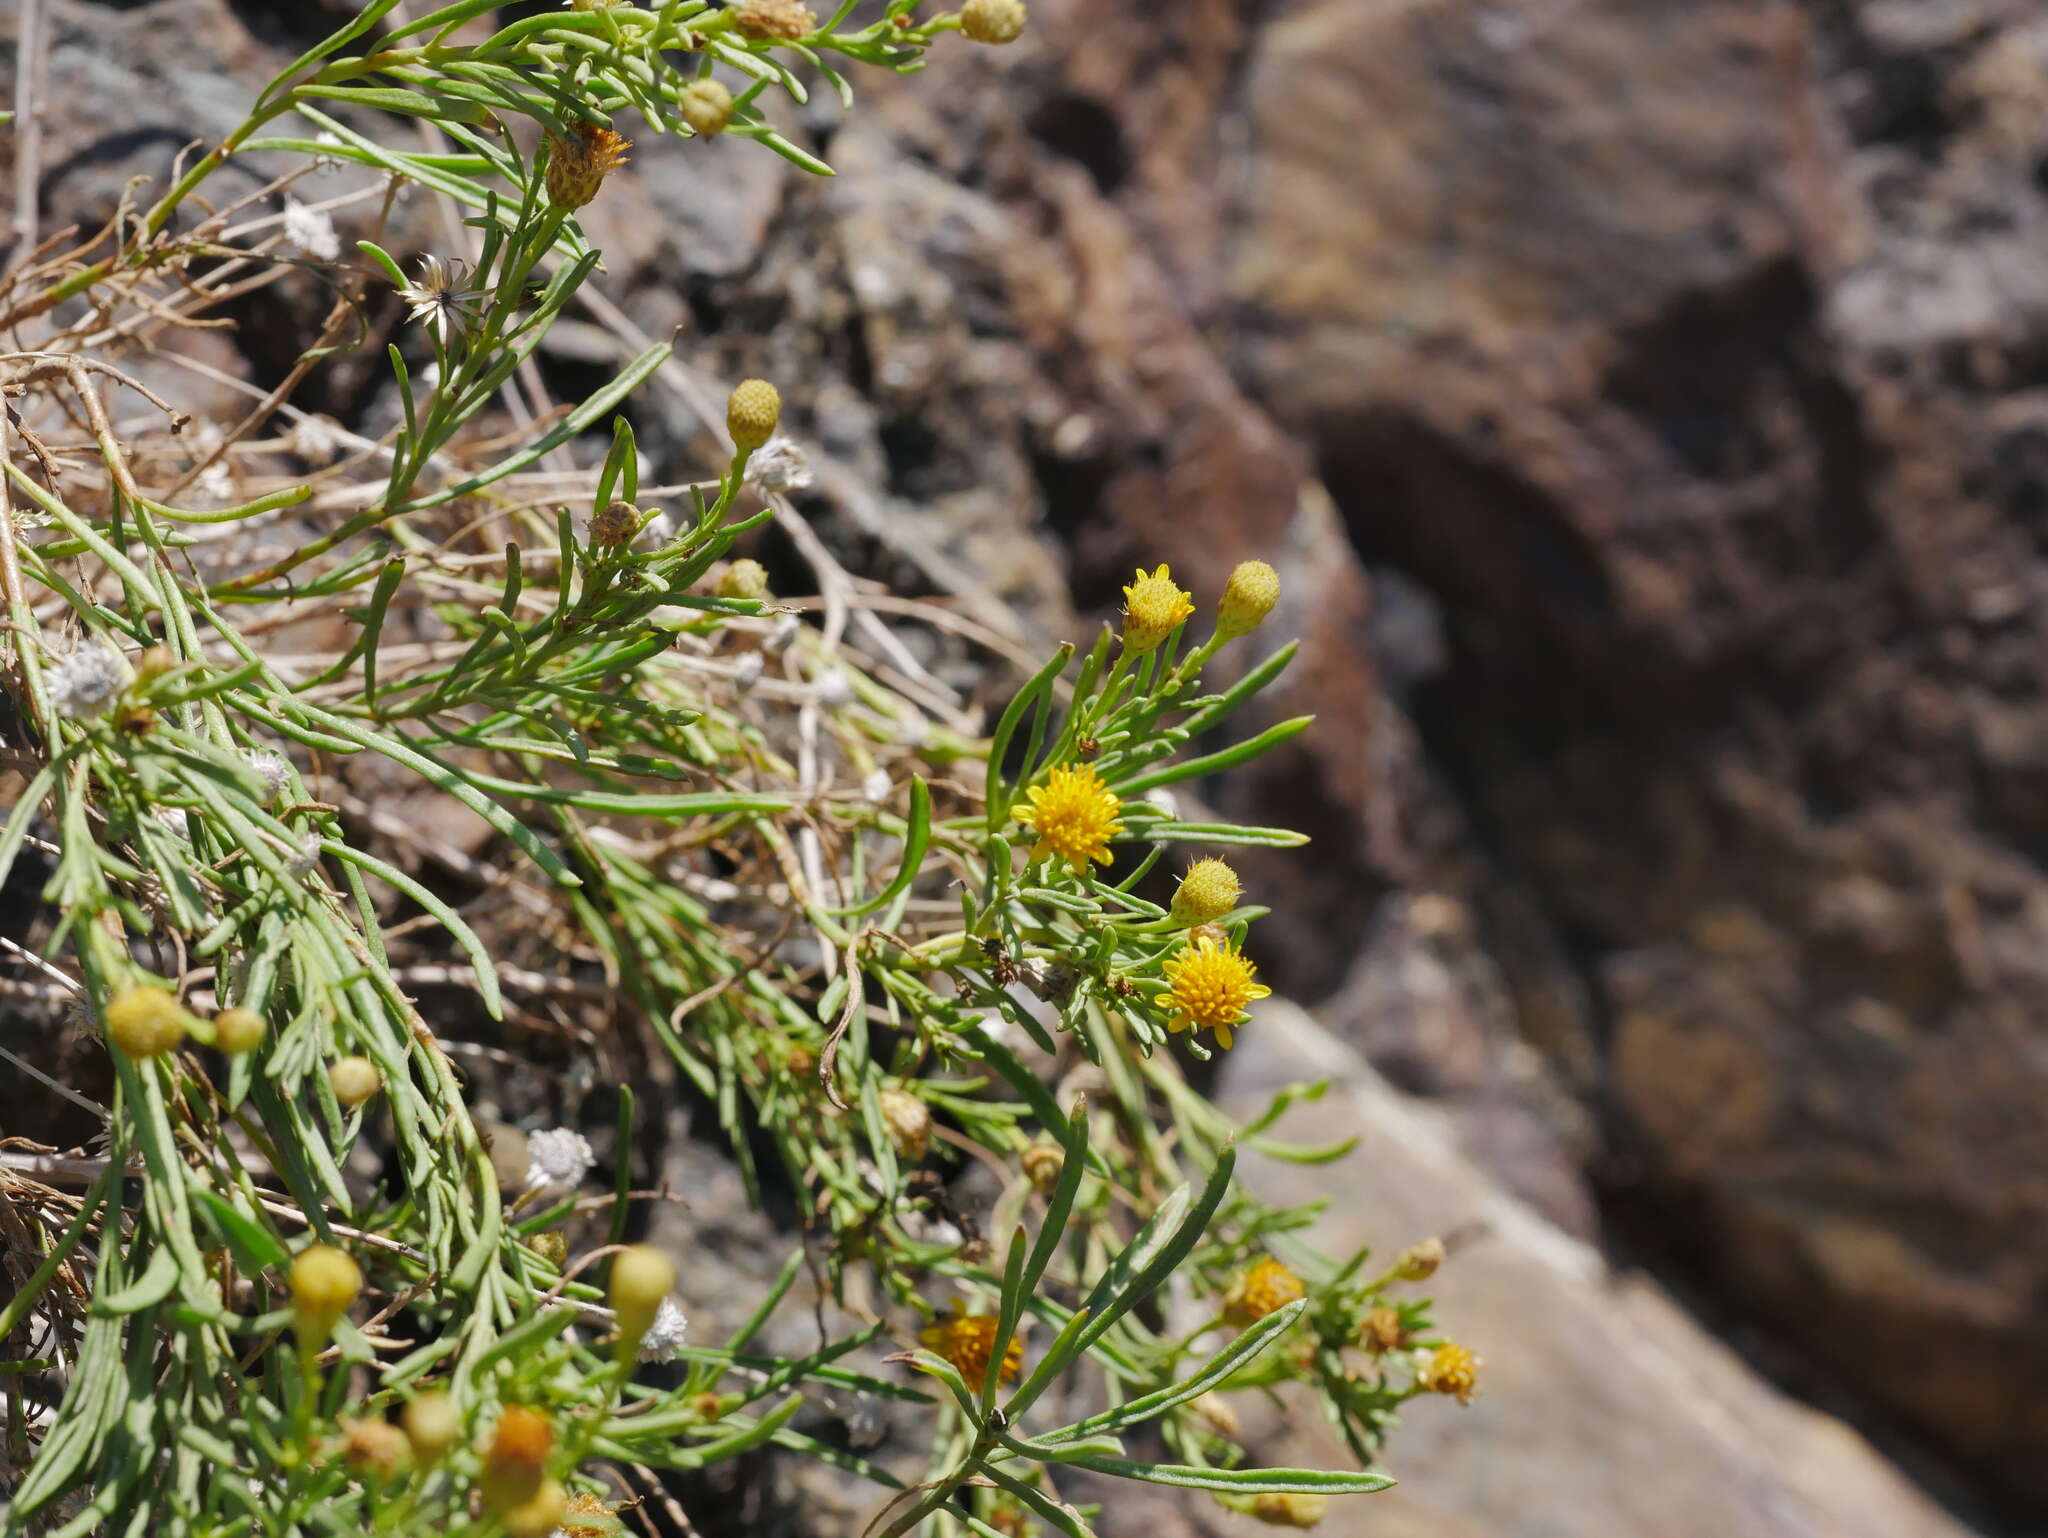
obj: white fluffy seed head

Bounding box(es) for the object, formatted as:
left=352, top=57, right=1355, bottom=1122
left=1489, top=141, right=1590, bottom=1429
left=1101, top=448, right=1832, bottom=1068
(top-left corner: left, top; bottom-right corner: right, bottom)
left=523, top=1127, right=596, bottom=1189
left=636, top=1296, right=689, bottom=1361
left=45, top=640, right=132, bottom=721
left=282, top=198, right=341, bottom=261
left=747, top=436, right=814, bottom=496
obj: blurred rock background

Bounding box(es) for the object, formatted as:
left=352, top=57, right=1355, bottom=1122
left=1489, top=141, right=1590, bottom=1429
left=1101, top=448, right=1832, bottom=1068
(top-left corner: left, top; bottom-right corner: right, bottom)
left=7, top=0, right=2048, bottom=1532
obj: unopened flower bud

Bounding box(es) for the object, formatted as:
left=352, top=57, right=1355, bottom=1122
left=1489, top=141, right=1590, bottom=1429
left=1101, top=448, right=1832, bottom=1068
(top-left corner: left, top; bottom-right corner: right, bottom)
left=1393, top=1237, right=1444, bottom=1282
left=481, top=1406, right=554, bottom=1511
left=717, top=558, right=771, bottom=601
left=609, top=1245, right=677, bottom=1343
left=589, top=501, right=638, bottom=548
left=341, top=1418, right=411, bottom=1481
left=1360, top=1305, right=1407, bottom=1353
left=403, top=1392, right=462, bottom=1462
left=329, top=1055, right=382, bottom=1108
left=878, top=1088, right=932, bottom=1160
left=289, top=1244, right=362, bottom=1341
left=1248, top=1492, right=1327, bottom=1529
left=212, top=1006, right=266, bottom=1055
left=498, top=1479, right=568, bottom=1538
left=681, top=78, right=734, bottom=136
left=104, top=986, right=190, bottom=1059
left=1170, top=858, right=1242, bottom=925
left=727, top=379, right=781, bottom=453
left=1019, top=1139, right=1063, bottom=1196
left=730, top=0, right=815, bottom=39
left=961, top=0, right=1027, bottom=44
left=1216, top=560, right=1280, bottom=640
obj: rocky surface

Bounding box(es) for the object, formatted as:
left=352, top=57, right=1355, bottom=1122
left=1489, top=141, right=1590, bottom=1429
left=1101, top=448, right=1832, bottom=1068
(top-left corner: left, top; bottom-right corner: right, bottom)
left=8, top=0, right=2048, bottom=1525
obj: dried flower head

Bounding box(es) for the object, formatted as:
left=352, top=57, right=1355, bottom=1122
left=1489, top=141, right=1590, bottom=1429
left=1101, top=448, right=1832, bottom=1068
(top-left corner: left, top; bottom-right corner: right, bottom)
left=1013, top=762, right=1124, bottom=873
left=329, top=1055, right=382, bottom=1108
left=879, top=1087, right=932, bottom=1160
left=546, top=120, right=632, bottom=211
left=727, top=378, right=783, bottom=452
left=1170, top=858, right=1242, bottom=925
left=1248, top=1492, right=1327, bottom=1529
left=340, top=1418, right=410, bottom=1481
left=681, top=77, right=735, bottom=136
left=282, top=198, right=341, bottom=261
left=403, top=1392, right=462, bottom=1462
left=288, top=1244, right=362, bottom=1339
left=731, top=0, right=815, bottom=39
left=1224, top=1257, right=1306, bottom=1326
left=1159, top=936, right=1271, bottom=1050
left=961, top=0, right=1027, bottom=43
left=610, top=1245, right=677, bottom=1342
left=244, top=747, right=293, bottom=802
left=1120, top=564, right=1196, bottom=654
left=45, top=639, right=132, bottom=721
left=1394, top=1236, right=1445, bottom=1282
left=1418, top=1341, right=1480, bottom=1405
left=1217, top=560, right=1280, bottom=640
left=748, top=435, right=814, bottom=494
left=212, top=1006, right=266, bottom=1055
left=918, top=1299, right=1022, bottom=1391
left=1360, top=1306, right=1407, bottom=1354
left=557, top=1491, right=620, bottom=1538
left=589, top=500, right=638, bottom=548
left=398, top=255, right=485, bottom=348
left=104, top=986, right=190, bottom=1059
left=638, top=1295, right=689, bottom=1361
left=524, top=1127, right=596, bottom=1190
left=717, top=558, right=771, bottom=601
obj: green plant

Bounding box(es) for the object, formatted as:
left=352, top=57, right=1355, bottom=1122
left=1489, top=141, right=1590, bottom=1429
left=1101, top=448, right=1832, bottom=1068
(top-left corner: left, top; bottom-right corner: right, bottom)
left=0, top=5, right=1476, bottom=1534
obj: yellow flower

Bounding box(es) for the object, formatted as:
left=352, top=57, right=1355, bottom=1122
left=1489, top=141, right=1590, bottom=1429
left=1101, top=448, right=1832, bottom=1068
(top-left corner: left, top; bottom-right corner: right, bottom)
left=919, top=1299, right=1022, bottom=1391
left=1223, top=1257, right=1305, bottom=1327
left=1158, top=936, right=1270, bottom=1049
left=1216, top=560, right=1280, bottom=639
left=544, top=121, right=632, bottom=211
left=1120, top=564, right=1195, bottom=654
left=1418, top=1341, right=1480, bottom=1405
left=727, top=379, right=782, bottom=452
left=1014, top=763, right=1123, bottom=873
left=1169, top=857, right=1241, bottom=925
left=1359, top=1305, right=1407, bottom=1354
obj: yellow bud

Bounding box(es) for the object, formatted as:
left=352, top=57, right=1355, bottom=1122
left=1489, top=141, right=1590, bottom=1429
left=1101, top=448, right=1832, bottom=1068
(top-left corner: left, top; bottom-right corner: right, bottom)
left=681, top=78, right=734, bottom=136
left=104, top=986, right=189, bottom=1059
left=1248, top=1492, right=1327, bottom=1529
left=961, top=0, right=1027, bottom=43
left=1222, top=1257, right=1305, bottom=1327
left=878, top=1088, right=932, bottom=1160
left=1169, top=858, right=1242, bottom=925
left=1393, top=1237, right=1444, bottom=1282
left=289, top=1244, right=362, bottom=1339
left=1418, top=1341, right=1480, bottom=1404
left=727, top=379, right=782, bottom=453
left=498, top=1479, right=569, bottom=1538
left=1019, top=1139, right=1063, bottom=1196
left=1216, top=560, right=1279, bottom=640
left=212, top=1007, right=266, bottom=1055
left=716, top=558, right=771, bottom=601
left=403, top=1391, right=463, bottom=1462
left=609, top=1245, right=677, bottom=1342
left=329, top=1055, right=382, bottom=1108
left=482, top=1406, right=554, bottom=1510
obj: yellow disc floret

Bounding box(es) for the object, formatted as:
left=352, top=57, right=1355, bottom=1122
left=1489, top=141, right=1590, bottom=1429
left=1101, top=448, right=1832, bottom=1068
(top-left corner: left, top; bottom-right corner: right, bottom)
left=104, top=986, right=191, bottom=1059
left=1120, top=564, right=1195, bottom=654
left=1013, top=762, right=1123, bottom=873
left=1418, top=1341, right=1481, bottom=1404
left=727, top=379, right=782, bottom=452
left=1216, top=560, right=1280, bottom=640
left=1158, top=936, right=1270, bottom=1050
left=1169, top=857, right=1241, bottom=925
left=918, top=1299, right=1022, bottom=1391
left=1223, top=1257, right=1305, bottom=1327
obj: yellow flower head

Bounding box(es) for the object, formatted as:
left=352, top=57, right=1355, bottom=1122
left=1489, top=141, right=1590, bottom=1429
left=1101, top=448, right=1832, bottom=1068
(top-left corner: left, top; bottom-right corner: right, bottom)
left=1158, top=936, right=1270, bottom=1050
left=1120, top=564, right=1195, bottom=654
left=288, top=1243, right=362, bottom=1341
left=104, top=986, right=190, bottom=1059
left=1169, top=857, right=1241, bottom=925
left=1360, top=1305, right=1407, bottom=1354
left=544, top=121, right=632, bottom=212
left=727, top=378, right=783, bottom=452
left=1418, top=1341, right=1480, bottom=1405
left=1014, top=762, right=1123, bottom=873
left=919, top=1299, right=1023, bottom=1391
left=1216, top=560, right=1280, bottom=640
left=1223, top=1256, right=1305, bottom=1327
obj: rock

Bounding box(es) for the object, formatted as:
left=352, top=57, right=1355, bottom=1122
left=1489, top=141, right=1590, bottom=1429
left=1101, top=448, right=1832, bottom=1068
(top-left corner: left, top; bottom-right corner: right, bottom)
left=1196, top=1001, right=1981, bottom=1538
